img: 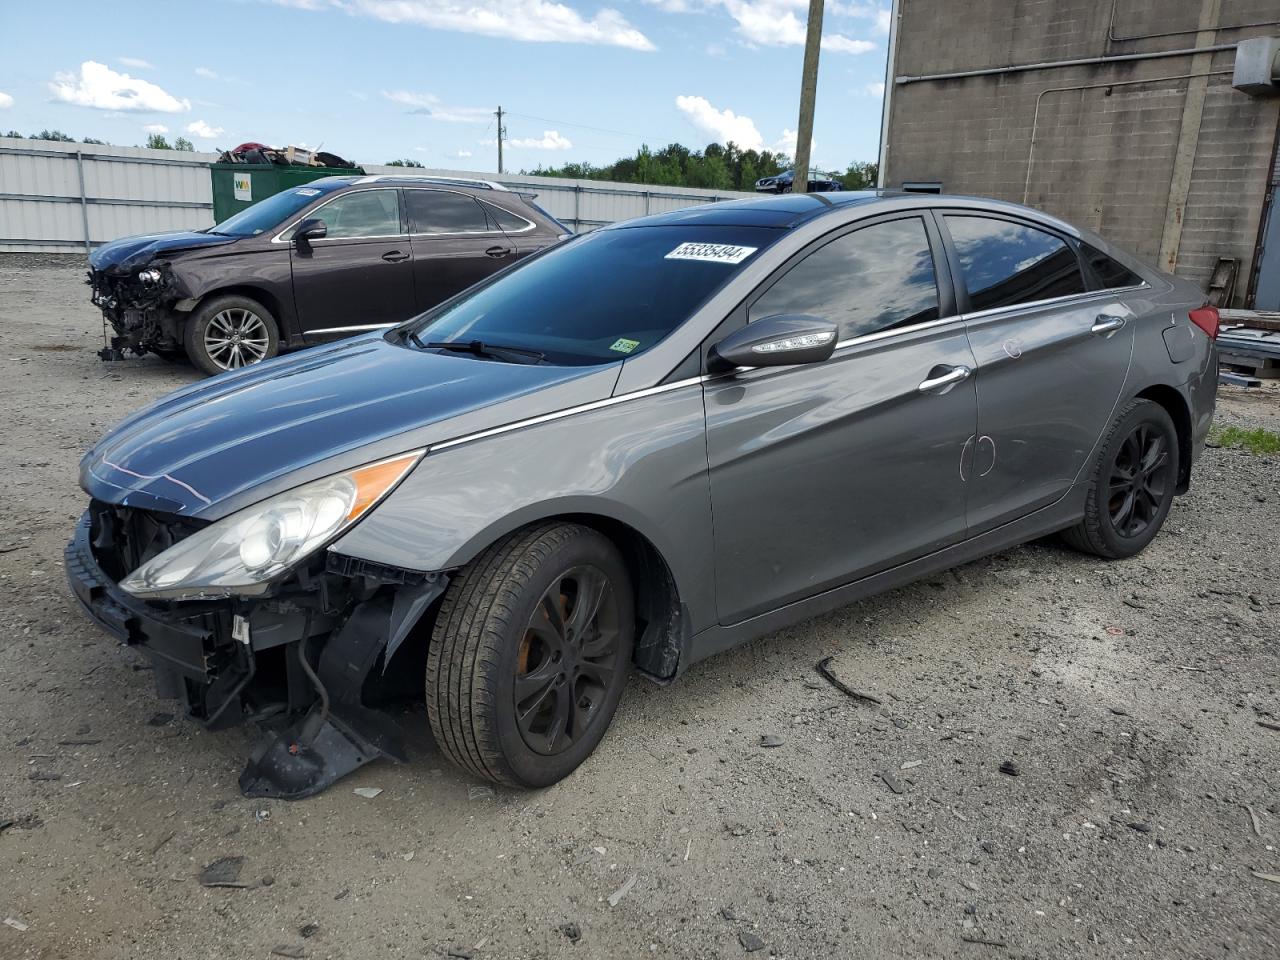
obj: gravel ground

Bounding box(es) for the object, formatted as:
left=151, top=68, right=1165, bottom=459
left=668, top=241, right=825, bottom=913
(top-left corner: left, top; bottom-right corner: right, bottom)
left=1, top=254, right=1278, bottom=960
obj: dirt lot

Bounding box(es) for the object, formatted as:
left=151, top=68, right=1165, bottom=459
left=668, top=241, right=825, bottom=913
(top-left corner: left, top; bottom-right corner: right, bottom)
left=1, top=254, right=1278, bottom=960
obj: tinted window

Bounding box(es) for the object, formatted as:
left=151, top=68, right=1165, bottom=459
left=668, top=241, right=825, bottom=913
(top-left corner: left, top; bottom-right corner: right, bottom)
left=314, top=190, right=401, bottom=239
left=1081, top=242, right=1143, bottom=290
left=406, top=191, right=491, bottom=234
left=945, top=215, right=1086, bottom=311
left=750, top=217, right=940, bottom=340
left=407, top=225, right=779, bottom=366
left=483, top=201, right=534, bottom=232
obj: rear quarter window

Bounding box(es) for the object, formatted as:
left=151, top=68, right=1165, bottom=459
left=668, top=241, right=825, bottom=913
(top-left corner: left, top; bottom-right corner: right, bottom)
left=945, top=215, right=1087, bottom=311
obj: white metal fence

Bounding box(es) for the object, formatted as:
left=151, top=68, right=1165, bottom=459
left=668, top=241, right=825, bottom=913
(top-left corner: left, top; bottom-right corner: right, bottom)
left=0, top=138, right=756, bottom=254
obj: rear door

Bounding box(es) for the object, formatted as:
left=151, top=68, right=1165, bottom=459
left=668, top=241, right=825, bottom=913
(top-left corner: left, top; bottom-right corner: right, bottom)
left=288, top=187, right=416, bottom=339
left=703, top=214, right=978, bottom=625
left=941, top=213, right=1135, bottom=534
left=405, top=189, right=514, bottom=311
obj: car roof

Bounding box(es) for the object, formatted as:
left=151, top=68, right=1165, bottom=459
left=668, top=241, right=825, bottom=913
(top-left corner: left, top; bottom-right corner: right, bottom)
left=610, top=191, right=1085, bottom=237
left=306, top=174, right=512, bottom=195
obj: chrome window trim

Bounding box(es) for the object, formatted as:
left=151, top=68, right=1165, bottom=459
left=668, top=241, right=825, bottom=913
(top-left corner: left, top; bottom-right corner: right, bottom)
left=833, top=314, right=962, bottom=352
left=403, top=187, right=501, bottom=237
left=430, top=376, right=706, bottom=452
left=958, top=282, right=1151, bottom=324
left=477, top=199, right=536, bottom=235
left=307, top=323, right=397, bottom=334
left=270, top=187, right=407, bottom=244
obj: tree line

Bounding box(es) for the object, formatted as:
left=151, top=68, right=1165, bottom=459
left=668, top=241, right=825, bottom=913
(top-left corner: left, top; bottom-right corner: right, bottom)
left=3, top=129, right=194, bottom=150
left=526, top=142, right=878, bottom=192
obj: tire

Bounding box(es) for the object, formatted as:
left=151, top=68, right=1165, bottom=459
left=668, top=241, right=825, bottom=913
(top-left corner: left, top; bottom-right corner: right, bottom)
left=183, top=294, right=279, bottom=376
left=1061, top=399, right=1179, bottom=559
left=426, top=523, right=634, bottom=787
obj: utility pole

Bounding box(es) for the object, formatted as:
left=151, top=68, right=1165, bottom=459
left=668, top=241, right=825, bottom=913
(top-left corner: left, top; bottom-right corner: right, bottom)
left=495, top=105, right=506, bottom=174
left=793, top=0, right=823, bottom=194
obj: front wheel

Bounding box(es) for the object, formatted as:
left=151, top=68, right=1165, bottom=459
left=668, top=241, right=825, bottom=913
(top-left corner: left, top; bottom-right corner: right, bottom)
left=184, top=294, right=280, bottom=376
left=426, top=523, right=634, bottom=787
left=1061, top=399, right=1179, bottom=559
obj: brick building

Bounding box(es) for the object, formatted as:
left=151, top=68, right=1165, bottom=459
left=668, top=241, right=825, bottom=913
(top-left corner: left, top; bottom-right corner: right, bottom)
left=878, top=0, right=1280, bottom=309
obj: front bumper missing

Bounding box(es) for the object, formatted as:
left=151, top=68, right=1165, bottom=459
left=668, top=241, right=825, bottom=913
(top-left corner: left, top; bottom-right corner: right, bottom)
left=66, top=513, right=447, bottom=798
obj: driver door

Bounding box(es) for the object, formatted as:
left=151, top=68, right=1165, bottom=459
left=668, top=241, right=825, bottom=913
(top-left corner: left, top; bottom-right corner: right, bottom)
left=703, top=214, right=978, bottom=625
left=289, top=188, right=417, bottom=340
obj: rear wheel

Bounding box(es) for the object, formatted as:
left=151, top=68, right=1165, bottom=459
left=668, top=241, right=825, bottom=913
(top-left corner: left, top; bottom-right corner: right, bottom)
left=1061, top=399, right=1179, bottom=559
left=426, top=523, right=634, bottom=787
left=184, top=294, right=279, bottom=375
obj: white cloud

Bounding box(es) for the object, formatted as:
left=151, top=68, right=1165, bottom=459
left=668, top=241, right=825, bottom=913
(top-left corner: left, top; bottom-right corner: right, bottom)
left=194, top=66, right=219, bottom=79
left=863, top=80, right=885, bottom=97
left=50, top=61, right=190, bottom=113
left=0, top=92, right=13, bottom=109
left=142, top=123, right=169, bottom=134
left=717, top=0, right=877, bottom=53
left=675, top=95, right=763, bottom=150
left=774, top=128, right=815, bottom=157
left=383, top=90, right=493, bottom=123
left=455, top=149, right=473, bottom=158
left=279, top=0, right=655, bottom=50
left=875, top=7, right=891, bottom=33
left=186, top=119, right=224, bottom=138
left=508, top=130, right=572, bottom=150
left=118, top=56, right=154, bottom=69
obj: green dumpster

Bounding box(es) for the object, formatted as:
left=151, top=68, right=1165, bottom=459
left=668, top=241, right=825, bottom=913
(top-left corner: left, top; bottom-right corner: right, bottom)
left=210, top=163, right=365, bottom=224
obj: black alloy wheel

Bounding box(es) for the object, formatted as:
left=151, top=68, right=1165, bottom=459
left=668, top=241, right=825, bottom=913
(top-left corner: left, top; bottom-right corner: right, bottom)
left=1061, top=398, right=1180, bottom=559
left=514, top=565, right=623, bottom=756
left=1107, top=423, right=1171, bottom=539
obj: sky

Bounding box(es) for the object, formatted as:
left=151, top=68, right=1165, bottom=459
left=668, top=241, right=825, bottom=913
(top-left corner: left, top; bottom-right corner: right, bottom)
left=0, top=0, right=891, bottom=175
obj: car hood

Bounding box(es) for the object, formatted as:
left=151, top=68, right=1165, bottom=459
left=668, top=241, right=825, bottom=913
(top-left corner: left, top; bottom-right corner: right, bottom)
left=89, top=230, right=238, bottom=275
left=81, top=336, right=621, bottom=519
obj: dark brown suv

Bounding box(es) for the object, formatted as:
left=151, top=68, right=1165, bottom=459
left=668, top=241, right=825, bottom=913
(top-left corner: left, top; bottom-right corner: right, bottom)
left=87, top=175, right=570, bottom=374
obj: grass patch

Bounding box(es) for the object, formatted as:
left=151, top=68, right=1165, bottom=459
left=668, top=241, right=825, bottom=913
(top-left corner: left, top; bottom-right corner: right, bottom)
left=1210, top=425, right=1280, bottom=456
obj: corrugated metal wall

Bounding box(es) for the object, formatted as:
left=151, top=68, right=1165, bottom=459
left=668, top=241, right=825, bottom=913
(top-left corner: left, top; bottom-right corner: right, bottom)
left=0, top=139, right=757, bottom=253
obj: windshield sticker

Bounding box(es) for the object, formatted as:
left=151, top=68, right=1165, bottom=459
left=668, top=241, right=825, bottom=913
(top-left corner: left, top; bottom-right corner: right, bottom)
left=665, top=242, right=758, bottom=265
left=296, top=187, right=321, bottom=197
left=609, top=337, right=641, bottom=354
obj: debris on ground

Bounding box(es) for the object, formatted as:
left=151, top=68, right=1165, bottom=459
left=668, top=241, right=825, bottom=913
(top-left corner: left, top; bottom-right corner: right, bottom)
left=998, top=761, right=1020, bottom=777
left=815, top=656, right=882, bottom=704
left=3, top=917, right=29, bottom=932
left=299, top=923, right=320, bottom=939
left=1252, top=871, right=1280, bottom=885
left=558, top=921, right=582, bottom=943
left=270, top=946, right=306, bottom=959
left=738, top=929, right=766, bottom=952
left=352, top=787, right=383, bottom=799
left=759, top=734, right=785, bottom=748
left=198, top=856, right=246, bottom=888
left=145, top=713, right=174, bottom=727
left=607, top=874, right=637, bottom=907
left=879, top=770, right=907, bottom=795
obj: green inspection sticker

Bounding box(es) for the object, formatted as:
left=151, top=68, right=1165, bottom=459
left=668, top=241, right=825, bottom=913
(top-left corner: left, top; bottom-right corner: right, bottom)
left=609, top=337, right=641, bottom=354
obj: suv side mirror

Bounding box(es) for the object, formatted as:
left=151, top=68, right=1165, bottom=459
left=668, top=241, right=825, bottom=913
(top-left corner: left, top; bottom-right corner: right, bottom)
left=710, top=314, right=839, bottom=370
left=293, top=218, right=327, bottom=248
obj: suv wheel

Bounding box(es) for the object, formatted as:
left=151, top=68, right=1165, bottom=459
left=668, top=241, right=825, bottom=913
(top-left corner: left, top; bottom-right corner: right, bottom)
left=426, top=523, right=634, bottom=787
left=1061, top=399, right=1179, bottom=559
left=184, top=294, right=279, bottom=375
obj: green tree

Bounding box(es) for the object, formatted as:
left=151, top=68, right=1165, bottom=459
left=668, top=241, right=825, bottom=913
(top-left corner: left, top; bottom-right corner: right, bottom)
left=838, top=161, right=879, bottom=190
left=82, top=136, right=106, bottom=145
left=385, top=158, right=425, bottom=167
left=34, top=129, right=75, bottom=142
left=3, top=130, right=23, bottom=139
left=146, top=133, right=172, bottom=150
left=173, top=137, right=194, bottom=152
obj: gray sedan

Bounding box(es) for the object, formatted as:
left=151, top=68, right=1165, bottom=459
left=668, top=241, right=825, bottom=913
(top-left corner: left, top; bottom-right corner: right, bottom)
left=68, top=192, right=1218, bottom=797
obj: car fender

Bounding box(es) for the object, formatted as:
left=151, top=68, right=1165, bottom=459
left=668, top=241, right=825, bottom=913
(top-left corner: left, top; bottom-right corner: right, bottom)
left=329, top=380, right=719, bottom=635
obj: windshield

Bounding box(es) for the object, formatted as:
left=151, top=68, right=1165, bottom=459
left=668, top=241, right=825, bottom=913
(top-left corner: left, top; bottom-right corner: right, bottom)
left=209, top=184, right=339, bottom=237
left=404, top=225, right=780, bottom=365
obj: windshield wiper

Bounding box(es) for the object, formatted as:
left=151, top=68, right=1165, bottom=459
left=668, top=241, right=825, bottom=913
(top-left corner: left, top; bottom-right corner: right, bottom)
left=418, top=339, right=546, bottom=365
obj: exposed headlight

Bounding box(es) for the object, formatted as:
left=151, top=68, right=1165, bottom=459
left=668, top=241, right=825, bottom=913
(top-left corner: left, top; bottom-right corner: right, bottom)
left=137, top=268, right=162, bottom=283
left=120, top=451, right=423, bottom=600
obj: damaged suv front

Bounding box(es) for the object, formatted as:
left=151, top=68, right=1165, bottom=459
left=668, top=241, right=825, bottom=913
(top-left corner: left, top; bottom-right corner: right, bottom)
left=87, top=231, right=236, bottom=360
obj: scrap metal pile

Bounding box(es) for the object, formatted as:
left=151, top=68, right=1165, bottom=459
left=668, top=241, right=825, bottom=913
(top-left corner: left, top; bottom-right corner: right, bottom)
left=216, top=141, right=355, bottom=169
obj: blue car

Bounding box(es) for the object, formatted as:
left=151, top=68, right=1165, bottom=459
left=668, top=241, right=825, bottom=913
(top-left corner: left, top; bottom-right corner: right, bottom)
left=755, top=169, right=844, bottom=194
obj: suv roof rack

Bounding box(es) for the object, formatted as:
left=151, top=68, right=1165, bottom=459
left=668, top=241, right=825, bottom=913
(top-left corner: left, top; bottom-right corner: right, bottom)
left=352, top=174, right=509, bottom=192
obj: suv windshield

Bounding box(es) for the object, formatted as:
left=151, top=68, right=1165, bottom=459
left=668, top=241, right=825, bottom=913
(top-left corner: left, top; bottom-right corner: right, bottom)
left=209, top=184, right=341, bottom=237
left=404, top=224, right=780, bottom=365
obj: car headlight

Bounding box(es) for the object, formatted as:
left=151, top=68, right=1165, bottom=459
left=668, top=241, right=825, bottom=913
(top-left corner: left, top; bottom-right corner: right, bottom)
left=137, top=268, right=162, bottom=283
left=120, top=451, right=423, bottom=600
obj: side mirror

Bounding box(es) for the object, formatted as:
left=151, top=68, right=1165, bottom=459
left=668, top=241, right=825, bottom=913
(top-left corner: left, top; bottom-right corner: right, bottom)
left=709, top=314, right=839, bottom=370
left=293, top=218, right=327, bottom=249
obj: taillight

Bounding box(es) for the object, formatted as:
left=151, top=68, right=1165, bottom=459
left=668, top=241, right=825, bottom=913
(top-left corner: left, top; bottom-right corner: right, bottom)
left=1189, top=305, right=1219, bottom=340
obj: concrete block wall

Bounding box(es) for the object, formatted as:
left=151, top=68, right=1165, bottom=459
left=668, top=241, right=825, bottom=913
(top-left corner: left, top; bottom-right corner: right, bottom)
left=883, top=0, right=1280, bottom=304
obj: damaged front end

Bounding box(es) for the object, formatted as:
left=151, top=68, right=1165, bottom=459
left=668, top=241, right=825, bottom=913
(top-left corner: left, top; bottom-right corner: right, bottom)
left=87, top=265, right=185, bottom=361
left=66, top=500, right=447, bottom=799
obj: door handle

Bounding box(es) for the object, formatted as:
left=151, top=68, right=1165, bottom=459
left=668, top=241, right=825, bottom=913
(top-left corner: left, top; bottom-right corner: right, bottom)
left=917, top=364, right=971, bottom=394
left=381, top=250, right=410, bottom=263
left=485, top=245, right=511, bottom=258
left=1091, top=315, right=1126, bottom=336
